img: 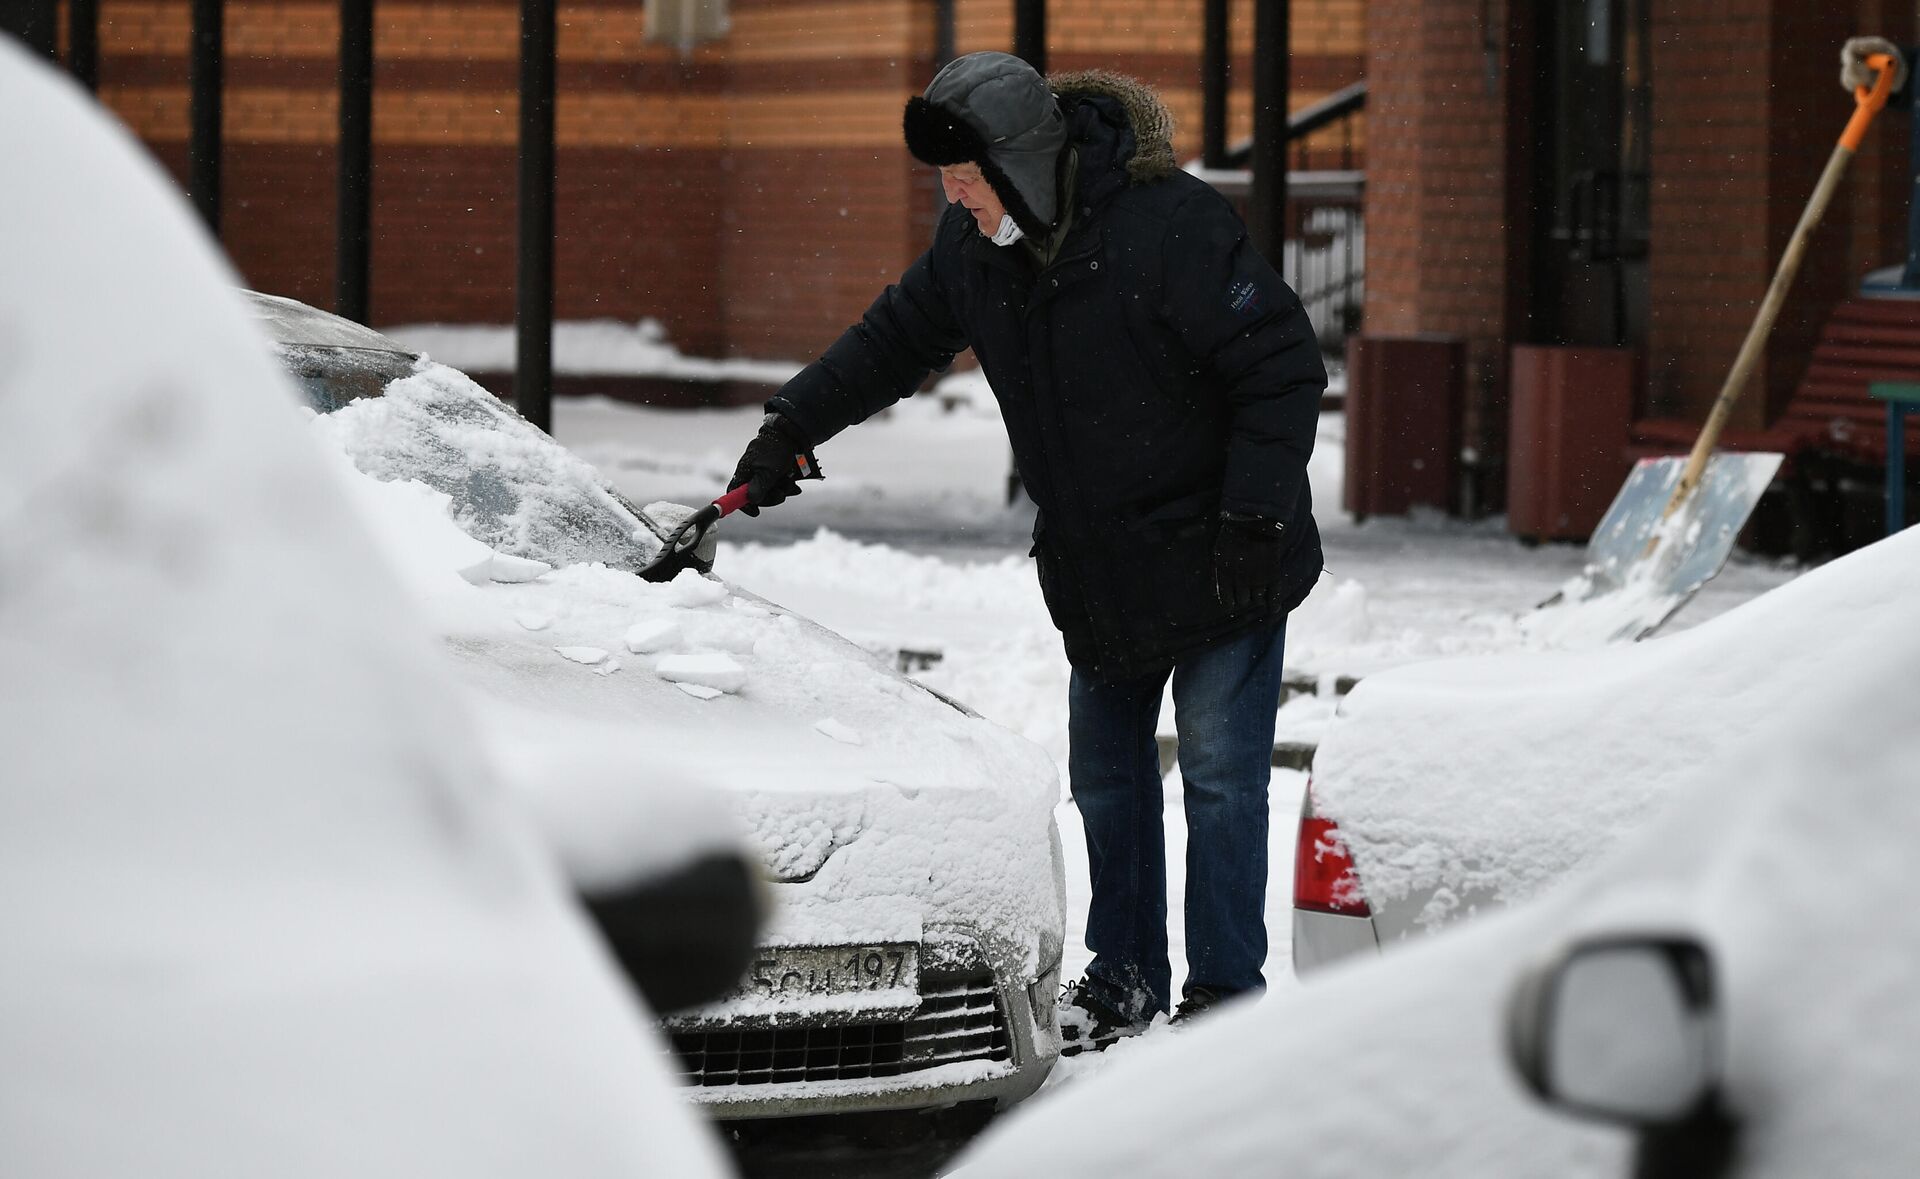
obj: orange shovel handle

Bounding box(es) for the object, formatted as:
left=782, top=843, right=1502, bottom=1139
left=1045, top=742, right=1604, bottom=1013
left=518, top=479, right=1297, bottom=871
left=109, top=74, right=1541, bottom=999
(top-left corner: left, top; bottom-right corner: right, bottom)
left=1842, top=52, right=1900, bottom=151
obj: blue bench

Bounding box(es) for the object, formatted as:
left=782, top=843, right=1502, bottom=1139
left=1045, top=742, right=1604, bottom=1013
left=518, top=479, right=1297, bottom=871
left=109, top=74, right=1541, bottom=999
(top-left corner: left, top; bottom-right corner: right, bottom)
left=1869, top=381, right=1920, bottom=535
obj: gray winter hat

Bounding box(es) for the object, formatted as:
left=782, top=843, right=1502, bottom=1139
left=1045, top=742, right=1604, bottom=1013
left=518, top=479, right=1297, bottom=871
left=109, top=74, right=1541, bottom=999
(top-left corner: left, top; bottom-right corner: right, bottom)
left=903, top=52, right=1067, bottom=237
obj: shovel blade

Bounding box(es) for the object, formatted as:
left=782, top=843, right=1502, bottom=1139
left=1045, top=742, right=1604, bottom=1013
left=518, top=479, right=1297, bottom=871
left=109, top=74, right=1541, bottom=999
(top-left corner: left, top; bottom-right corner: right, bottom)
left=1529, top=451, right=1783, bottom=644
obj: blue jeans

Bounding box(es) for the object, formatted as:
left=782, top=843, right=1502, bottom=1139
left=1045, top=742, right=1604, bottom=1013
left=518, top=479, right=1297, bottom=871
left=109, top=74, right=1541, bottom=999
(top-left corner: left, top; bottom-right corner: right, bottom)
left=1068, top=618, right=1287, bottom=1021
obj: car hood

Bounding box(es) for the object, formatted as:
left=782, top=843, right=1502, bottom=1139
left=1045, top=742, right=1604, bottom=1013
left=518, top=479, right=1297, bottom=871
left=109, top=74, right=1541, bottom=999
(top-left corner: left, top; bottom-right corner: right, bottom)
left=958, top=571, right=1920, bottom=1176
left=1310, top=526, right=1920, bottom=931
left=311, top=445, right=1065, bottom=989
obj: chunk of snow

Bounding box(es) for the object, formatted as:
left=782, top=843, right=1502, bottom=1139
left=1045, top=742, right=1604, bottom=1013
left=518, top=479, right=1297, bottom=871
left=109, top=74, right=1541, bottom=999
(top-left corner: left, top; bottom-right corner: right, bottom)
left=657, top=653, right=746, bottom=694
left=592, top=658, right=621, bottom=677
left=680, top=614, right=759, bottom=654
left=515, top=611, right=553, bottom=631
left=676, top=683, right=724, bottom=700
left=813, top=718, right=864, bottom=745
left=487, top=552, right=551, bottom=582
left=555, top=645, right=609, bottom=666
left=644, top=501, right=700, bottom=532
left=624, top=618, right=682, bottom=653
left=663, top=569, right=730, bottom=608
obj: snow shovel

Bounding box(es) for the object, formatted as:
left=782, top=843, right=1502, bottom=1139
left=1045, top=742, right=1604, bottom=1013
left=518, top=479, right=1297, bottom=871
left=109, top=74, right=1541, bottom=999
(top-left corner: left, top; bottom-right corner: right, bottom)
left=1533, top=52, right=1900, bottom=645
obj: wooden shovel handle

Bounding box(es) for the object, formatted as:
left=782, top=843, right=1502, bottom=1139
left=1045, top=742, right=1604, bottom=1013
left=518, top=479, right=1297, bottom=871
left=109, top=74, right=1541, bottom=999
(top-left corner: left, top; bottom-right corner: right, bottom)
left=1663, top=53, right=1899, bottom=521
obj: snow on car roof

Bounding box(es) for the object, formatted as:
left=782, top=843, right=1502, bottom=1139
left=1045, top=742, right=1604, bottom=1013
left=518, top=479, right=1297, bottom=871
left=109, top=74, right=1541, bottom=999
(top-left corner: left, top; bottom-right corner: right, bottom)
left=958, top=533, right=1920, bottom=1176
left=0, top=42, right=725, bottom=1178
left=247, top=288, right=415, bottom=355
left=1309, top=525, right=1920, bottom=920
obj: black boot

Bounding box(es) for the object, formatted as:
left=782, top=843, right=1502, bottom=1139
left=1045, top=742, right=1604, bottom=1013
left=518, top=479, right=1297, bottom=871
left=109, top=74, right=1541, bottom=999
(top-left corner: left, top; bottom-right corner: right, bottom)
left=1057, top=978, right=1150, bottom=1056
left=1169, top=985, right=1226, bottom=1028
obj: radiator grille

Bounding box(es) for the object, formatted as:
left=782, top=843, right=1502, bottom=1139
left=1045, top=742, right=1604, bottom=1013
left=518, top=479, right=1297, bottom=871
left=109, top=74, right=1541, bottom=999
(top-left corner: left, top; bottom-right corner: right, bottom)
left=669, top=971, right=1010, bottom=1089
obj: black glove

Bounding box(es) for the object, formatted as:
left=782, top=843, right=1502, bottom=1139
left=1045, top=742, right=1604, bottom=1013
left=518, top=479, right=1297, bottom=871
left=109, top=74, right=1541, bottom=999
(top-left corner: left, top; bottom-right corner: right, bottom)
left=1212, top=512, right=1288, bottom=611
left=728, top=413, right=813, bottom=517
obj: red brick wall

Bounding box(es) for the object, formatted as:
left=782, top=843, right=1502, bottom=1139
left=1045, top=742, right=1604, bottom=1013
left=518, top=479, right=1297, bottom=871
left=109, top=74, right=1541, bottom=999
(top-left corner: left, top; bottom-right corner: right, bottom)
left=719, top=148, right=929, bottom=358
left=1362, top=0, right=1519, bottom=476
left=1847, top=0, right=1915, bottom=297
left=1366, top=0, right=1912, bottom=475
left=1647, top=0, right=1890, bottom=425
left=80, top=0, right=1365, bottom=379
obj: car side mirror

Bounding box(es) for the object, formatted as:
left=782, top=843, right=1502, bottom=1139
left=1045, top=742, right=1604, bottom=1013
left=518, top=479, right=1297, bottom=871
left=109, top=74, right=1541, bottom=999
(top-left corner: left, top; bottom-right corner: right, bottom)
left=1507, top=933, right=1737, bottom=1179
left=583, top=851, right=765, bottom=1015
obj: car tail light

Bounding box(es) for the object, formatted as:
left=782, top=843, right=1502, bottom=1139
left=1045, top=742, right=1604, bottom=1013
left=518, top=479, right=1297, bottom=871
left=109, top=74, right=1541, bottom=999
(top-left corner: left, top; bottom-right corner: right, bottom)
left=1294, top=814, right=1371, bottom=918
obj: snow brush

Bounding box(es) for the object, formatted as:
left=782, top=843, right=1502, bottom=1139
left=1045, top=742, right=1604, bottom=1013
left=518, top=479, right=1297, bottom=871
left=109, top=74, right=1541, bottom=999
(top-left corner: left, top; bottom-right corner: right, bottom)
left=637, top=449, right=824, bottom=583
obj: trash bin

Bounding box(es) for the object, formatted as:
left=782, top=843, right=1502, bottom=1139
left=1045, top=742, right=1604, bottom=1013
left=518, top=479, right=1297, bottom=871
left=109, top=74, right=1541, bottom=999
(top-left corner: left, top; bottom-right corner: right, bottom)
left=1507, top=345, right=1637, bottom=542
left=1344, top=334, right=1464, bottom=519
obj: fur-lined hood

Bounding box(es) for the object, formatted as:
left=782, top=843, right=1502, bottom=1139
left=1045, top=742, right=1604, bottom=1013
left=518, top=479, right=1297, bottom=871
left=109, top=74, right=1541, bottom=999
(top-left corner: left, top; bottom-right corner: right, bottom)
left=901, top=55, right=1179, bottom=236
left=1050, top=70, right=1178, bottom=187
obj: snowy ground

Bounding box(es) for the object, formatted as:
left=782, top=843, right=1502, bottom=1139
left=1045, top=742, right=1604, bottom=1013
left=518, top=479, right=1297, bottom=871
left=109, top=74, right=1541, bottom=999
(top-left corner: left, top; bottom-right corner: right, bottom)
left=538, top=374, right=1799, bottom=1080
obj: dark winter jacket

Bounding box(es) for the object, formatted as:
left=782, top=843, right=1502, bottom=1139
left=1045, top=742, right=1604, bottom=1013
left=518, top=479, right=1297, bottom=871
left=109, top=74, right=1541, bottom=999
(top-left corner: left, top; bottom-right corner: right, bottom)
left=769, top=72, right=1326, bottom=682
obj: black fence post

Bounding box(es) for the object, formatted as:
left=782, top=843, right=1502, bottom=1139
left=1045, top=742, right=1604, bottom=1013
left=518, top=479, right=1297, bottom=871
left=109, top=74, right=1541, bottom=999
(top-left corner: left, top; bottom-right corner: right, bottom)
left=516, top=0, right=556, bottom=433
left=70, top=0, right=100, bottom=90
left=1013, top=0, right=1045, bottom=75
left=1, top=1, right=59, bottom=58
left=934, top=0, right=954, bottom=67
left=337, top=0, right=373, bottom=323
left=1202, top=0, right=1228, bottom=170
left=189, top=0, right=223, bottom=235
left=1249, top=0, right=1288, bottom=259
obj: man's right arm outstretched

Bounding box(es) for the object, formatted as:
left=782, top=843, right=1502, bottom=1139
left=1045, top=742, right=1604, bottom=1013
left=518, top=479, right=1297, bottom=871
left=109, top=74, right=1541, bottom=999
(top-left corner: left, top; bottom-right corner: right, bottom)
left=727, top=212, right=972, bottom=515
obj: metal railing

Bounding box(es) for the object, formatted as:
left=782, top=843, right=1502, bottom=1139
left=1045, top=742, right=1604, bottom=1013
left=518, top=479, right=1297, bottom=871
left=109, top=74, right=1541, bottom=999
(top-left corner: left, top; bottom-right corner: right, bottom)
left=1197, top=82, right=1367, bottom=355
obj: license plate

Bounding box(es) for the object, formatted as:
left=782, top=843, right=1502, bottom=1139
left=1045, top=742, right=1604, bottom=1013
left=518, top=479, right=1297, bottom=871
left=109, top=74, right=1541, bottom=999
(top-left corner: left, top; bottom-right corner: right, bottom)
left=738, top=944, right=919, bottom=1001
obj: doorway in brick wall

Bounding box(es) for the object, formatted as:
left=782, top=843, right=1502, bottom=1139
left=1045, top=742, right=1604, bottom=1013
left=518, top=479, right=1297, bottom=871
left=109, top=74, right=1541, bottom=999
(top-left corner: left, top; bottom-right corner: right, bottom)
left=1533, top=0, right=1652, bottom=350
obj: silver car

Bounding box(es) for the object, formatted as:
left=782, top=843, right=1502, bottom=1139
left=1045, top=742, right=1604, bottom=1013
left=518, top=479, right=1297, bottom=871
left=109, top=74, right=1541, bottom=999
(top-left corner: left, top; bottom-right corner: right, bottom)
left=253, top=292, right=1068, bottom=1120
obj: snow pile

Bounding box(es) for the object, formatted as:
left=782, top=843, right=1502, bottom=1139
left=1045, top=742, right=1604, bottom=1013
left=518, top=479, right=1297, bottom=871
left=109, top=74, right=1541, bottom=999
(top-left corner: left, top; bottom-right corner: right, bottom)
left=382, top=316, right=803, bottom=383
left=0, top=45, right=725, bottom=1177
left=1313, top=525, right=1920, bottom=922
left=721, top=531, right=1073, bottom=757
left=657, top=651, right=747, bottom=693
left=1285, top=576, right=1373, bottom=656
left=958, top=560, right=1920, bottom=1178
left=625, top=617, right=682, bottom=651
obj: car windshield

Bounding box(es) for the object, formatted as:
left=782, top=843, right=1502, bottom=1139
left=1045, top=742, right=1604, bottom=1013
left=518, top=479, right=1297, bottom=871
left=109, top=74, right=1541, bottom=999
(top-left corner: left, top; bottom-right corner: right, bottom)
left=246, top=291, right=671, bottom=572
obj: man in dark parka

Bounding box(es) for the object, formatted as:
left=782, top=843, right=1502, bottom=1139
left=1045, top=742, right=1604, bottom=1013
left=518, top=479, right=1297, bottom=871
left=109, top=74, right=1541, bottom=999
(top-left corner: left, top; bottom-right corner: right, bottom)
left=729, top=51, right=1326, bottom=1052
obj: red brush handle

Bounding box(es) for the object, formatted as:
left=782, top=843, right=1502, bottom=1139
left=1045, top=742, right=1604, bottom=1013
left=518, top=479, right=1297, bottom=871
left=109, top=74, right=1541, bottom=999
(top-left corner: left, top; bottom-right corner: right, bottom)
left=715, top=485, right=753, bottom=516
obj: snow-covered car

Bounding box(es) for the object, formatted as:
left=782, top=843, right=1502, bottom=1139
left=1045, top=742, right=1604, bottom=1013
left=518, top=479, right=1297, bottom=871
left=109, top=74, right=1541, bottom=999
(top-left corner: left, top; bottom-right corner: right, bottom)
left=1288, top=526, right=1873, bottom=975
left=250, top=289, right=765, bottom=1019
left=955, top=528, right=1920, bottom=1178
left=258, top=293, right=1070, bottom=1120
left=2, top=45, right=730, bottom=1177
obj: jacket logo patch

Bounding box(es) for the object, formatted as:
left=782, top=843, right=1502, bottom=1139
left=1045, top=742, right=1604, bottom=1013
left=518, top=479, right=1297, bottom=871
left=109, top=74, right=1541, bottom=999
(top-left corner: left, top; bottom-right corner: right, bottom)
left=1227, top=279, right=1263, bottom=316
